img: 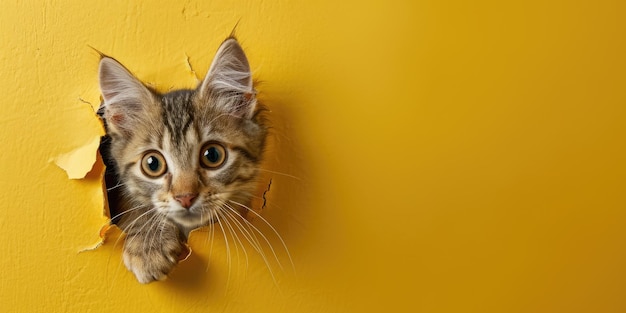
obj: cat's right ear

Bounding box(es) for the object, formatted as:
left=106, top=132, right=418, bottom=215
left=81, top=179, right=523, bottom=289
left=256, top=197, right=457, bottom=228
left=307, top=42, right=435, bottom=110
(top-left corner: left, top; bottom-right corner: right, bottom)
left=98, top=57, right=154, bottom=136
left=197, top=38, right=256, bottom=118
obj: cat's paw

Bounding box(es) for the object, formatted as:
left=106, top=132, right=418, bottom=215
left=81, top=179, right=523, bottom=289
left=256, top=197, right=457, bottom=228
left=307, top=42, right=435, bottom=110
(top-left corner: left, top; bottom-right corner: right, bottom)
left=122, top=233, right=184, bottom=284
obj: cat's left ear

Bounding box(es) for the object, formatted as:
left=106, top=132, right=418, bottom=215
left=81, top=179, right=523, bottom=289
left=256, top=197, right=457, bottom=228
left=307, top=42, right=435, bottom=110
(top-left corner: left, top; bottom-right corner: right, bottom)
left=198, top=38, right=256, bottom=118
left=99, top=57, right=156, bottom=136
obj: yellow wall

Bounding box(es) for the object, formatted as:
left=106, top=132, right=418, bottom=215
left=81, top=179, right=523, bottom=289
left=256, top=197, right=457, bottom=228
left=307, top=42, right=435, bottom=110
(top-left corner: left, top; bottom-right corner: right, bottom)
left=1, top=0, right=625, bottom=312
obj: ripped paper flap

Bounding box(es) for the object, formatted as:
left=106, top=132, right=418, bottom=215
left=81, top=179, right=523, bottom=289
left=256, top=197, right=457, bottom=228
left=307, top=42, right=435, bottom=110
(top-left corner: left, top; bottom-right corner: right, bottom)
left=53, top=136, right=101, bottom=179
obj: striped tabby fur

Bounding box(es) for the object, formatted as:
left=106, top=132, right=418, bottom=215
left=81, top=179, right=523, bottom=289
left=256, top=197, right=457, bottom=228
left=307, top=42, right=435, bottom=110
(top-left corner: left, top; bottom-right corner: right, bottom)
left=98, top=38, right=267, bottom=283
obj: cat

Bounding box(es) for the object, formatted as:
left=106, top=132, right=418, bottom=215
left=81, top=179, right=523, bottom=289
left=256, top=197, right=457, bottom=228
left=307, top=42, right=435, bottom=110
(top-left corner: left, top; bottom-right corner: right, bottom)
left=97, top=37, right=268, bottom=284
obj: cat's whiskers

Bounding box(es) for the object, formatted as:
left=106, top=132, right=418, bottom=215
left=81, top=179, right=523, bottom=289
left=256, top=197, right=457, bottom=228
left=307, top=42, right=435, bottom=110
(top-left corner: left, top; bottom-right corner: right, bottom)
left=105, top=203, right=150, bottom=287
left=146, top=213, right=167, bottom=261
left=106, top=181, right=127, bottom=191
left=119, top=206, right=156, bottom=236
left=120, top=208, right=160, bottom=257
left=132, top=211, right=161, bottom=255
left=214, top=212, right=233, bottom=289
left=228, top=200, right=295, bottom=273
left=205, top=209, right=216, bottom=271
left=157, top=215, right=169, bottom=258
left=108, top=206, right=158, bottom=285
left=219, top=208, right=253, bottom=252
left=142, top=213, right=160, bottom=260
left=219, top=203, right=272, bottom=272
left=223, top=203, right=278, bottom=264
left=257, top=168, right=302, bottom=181
left=108, top=203, right=147, bottom=222
left=216, top=200, right=263, bottom=255
left=219, top=202, right=281, bottom=287
left=110, top=203, right=151, bottom=251
left=216, top=209, right=249, bottom=275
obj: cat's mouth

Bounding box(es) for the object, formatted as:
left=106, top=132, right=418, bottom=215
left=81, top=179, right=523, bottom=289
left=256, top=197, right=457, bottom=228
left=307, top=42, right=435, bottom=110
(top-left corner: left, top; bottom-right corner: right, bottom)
left=162, top=204, right=217, bottom=229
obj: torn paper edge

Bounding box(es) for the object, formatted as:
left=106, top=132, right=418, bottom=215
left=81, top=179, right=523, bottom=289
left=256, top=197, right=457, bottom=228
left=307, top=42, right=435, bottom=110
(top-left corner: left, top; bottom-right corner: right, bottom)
left=52, top=136, right=101, bottom=179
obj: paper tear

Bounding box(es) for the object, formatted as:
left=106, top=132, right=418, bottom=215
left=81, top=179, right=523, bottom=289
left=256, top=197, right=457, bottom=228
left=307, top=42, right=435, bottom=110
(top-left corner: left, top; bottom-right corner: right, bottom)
left=78, top=97, right=92, bottom=105
left=184, top=53, right=200, bottom=81
left=53, top=136, right=101, bottom=179
left=179, top=244, right=192, bottom=262
left=78, top=239, right=103, bottom=253
left=262, top=178, right=272, bottom=210
left=78, top=219, right=115, bottom=253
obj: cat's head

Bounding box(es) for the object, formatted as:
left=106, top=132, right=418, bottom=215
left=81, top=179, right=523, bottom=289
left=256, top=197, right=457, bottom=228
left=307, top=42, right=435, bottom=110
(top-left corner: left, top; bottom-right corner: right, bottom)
left=98, top=38, right=267, bottom=230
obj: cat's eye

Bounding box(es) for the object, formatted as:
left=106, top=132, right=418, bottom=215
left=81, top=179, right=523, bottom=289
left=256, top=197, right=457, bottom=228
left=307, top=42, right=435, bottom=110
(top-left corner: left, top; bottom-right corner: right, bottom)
left=140, top=151, right=168, bottom=178
left=200, top=142, right=227, bottom=169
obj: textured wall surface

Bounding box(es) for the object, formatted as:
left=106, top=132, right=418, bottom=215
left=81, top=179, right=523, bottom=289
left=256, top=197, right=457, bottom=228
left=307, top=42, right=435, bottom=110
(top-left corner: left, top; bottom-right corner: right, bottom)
left=1, top=1, right=626, bottom=312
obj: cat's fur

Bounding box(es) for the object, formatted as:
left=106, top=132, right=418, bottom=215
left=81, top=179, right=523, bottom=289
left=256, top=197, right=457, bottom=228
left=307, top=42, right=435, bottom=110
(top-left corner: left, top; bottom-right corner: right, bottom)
left=97, top=38, right=267, bottom=283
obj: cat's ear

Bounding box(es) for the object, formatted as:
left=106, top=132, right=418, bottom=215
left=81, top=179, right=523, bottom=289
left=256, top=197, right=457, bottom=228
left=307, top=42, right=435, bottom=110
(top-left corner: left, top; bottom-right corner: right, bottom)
left=98, top=57, right=155, bottom=135
left=198, top=38, right=256, bottom=118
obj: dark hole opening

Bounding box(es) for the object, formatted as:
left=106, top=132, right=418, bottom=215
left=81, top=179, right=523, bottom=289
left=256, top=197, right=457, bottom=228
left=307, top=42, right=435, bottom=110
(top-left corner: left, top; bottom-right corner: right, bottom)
left=97, top=107, right=122, bottom=225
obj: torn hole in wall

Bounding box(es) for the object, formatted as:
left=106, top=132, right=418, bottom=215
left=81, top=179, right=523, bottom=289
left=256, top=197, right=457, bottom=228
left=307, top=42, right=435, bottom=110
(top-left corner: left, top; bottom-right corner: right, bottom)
left=50, top=99, right=109, bottom=252
left=62, top=45, right=284, bottom=282
left=59, top=83, right=271, bottom=264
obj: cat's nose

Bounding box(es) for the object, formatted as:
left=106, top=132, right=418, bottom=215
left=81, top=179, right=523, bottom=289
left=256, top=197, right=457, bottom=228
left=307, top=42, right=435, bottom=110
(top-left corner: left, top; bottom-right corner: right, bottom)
left=174, top=193, right=198, bottom=209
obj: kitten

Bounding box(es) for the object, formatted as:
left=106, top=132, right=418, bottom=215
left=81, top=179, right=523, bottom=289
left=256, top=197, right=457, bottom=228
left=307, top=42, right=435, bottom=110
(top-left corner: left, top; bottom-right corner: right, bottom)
left=97, top=38, right=267, bottom=283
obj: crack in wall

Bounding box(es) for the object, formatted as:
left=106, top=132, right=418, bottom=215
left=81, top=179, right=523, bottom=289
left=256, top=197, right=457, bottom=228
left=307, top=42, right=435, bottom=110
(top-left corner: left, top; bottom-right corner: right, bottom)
left=262, top=178, right=272, bottom=210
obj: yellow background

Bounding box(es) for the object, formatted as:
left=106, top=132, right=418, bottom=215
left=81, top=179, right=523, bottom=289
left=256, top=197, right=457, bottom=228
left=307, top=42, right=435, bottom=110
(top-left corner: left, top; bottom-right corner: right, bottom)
left=1, top=0, right=625, bottom=312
